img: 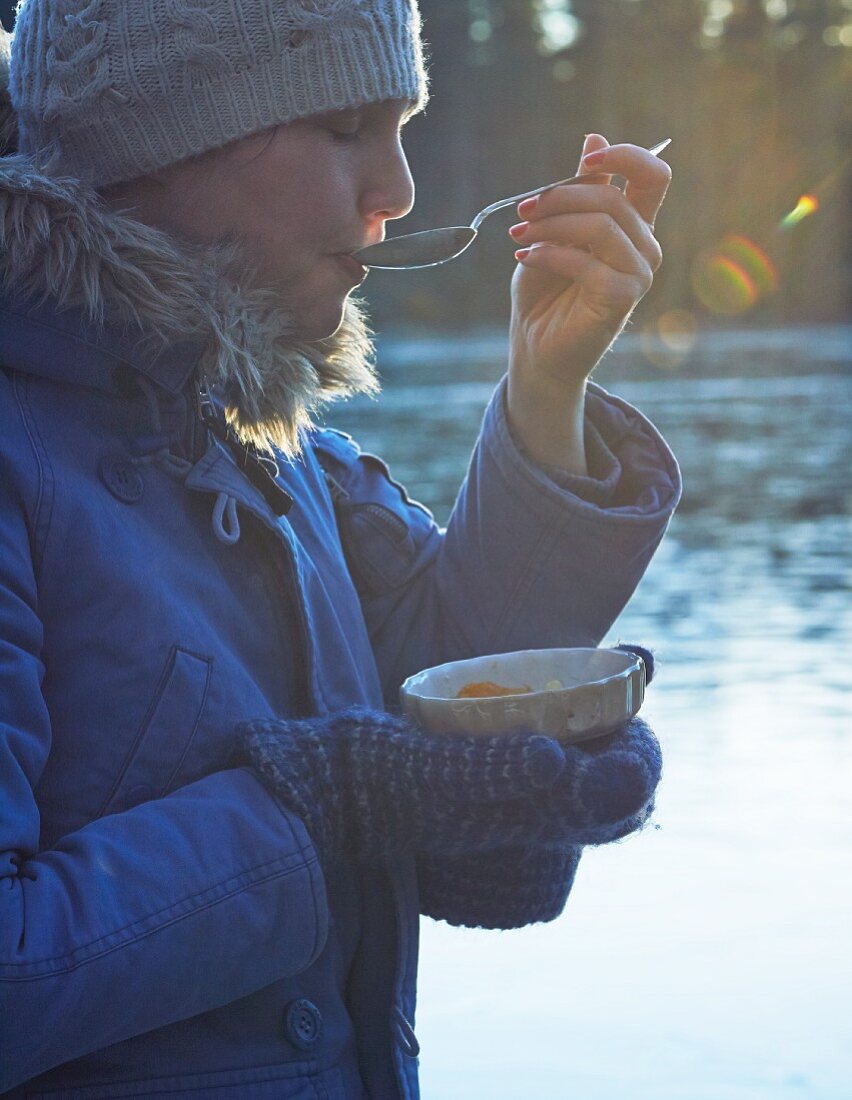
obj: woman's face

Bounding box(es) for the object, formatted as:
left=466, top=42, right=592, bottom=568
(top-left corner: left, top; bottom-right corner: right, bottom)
left=116, top=98, right=417, bottom=340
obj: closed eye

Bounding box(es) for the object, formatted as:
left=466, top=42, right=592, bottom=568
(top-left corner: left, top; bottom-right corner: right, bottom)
left=323, top=111, right=362, bottom=143
left=322, top=105, right=412, bottom=146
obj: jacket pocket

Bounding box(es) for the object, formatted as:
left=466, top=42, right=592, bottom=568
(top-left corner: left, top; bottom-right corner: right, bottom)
left=337, top=499, right=419, bottom=596
left=97, top=645, right=212, bottom=816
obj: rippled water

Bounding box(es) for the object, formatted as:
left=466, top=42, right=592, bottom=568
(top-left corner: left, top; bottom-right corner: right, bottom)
left=324, top=326, right=852, bottom=1100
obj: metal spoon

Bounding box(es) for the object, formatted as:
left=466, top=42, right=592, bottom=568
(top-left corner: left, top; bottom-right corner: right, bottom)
left=353, top=139, right=672, bottom=270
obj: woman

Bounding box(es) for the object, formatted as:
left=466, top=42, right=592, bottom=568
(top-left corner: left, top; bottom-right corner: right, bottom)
left=0, top=2, right=681, bottom=1097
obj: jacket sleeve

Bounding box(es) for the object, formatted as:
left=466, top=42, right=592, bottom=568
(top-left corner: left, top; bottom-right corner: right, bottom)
left=316, top=375, right=680, bottom=931
left=315, top=374, right=683, bottom=704
left=0, top=403, right=329, bottom=1090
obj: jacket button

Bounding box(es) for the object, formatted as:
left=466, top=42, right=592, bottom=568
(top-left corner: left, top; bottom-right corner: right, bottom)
left=284, top=999, right=323, bottom=1051
left=99, top=454, right=144, bottom=504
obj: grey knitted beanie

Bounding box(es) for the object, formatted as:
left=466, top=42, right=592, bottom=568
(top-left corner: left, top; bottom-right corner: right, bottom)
left=9, top=0, right=429, bottom=188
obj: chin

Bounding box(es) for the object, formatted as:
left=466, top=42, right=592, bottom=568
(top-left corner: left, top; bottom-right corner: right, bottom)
left=296, top=299, right=348, bottom=342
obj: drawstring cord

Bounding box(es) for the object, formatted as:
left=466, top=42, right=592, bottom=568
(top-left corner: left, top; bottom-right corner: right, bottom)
left=132, top=375, right=242, bottom=544
left=211, top=491, right=241, bottom=545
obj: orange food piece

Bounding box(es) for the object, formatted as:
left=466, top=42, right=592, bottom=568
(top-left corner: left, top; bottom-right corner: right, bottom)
left=456, top=681, right=534, bottom=699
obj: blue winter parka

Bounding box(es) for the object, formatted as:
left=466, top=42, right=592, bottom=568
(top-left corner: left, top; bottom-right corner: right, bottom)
left=0, top=157, right=682, bottom=1098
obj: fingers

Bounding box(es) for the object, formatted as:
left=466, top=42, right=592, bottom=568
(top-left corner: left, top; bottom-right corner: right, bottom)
left=513, top=245, right=653, bottom=320
left=512, top=216, right=657, bottom=283
left=414, top=732, right=566, bottom=803
left=580, top=142, right=672, bottom=228
left=570, top=742, right=658, bottom=824
left=613, top=643, right=655, bottom=684
left=511, top=186, right=663, bottom=274
left=520, top=716, right=662, bottom=843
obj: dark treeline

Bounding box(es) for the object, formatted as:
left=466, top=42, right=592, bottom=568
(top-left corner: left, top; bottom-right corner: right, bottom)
left=2, top=0, right=848, bottom=332
left=371, top=0, right=850, bottom=332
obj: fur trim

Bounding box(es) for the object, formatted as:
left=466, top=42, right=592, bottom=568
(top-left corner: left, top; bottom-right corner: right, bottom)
left=0, top=142, right=379, bottom=457
left=1, top=29, right=15, bottom=156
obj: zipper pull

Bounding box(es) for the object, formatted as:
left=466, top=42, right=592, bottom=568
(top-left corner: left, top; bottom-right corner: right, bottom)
left=199, top=394, right=294, bottom=517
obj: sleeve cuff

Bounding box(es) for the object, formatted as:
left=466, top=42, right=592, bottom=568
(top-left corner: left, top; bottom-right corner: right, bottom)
left=503, top=383, right=623, bottom=507
left=494, top=375, right=682, bottom=519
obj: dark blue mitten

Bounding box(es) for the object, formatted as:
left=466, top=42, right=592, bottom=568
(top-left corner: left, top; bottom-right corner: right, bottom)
left=235, top=707, right=560, bottom=864
left=235, top=706, right=661, bottom=866
left=614, top=642, right=655, bottom=684
left=418, top=643, right=658, bottom=928
left=417, top=845, right=582, bottom=930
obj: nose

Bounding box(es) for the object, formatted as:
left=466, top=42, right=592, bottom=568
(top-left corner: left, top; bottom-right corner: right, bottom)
left=360, top=137, right=415, bottom=231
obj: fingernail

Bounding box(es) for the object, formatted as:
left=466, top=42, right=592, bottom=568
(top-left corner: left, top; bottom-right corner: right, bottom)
left=514, top=248, right=531, bottom=261
left=582, top=149, right=607, bottom=167
left=517, top=196, right=538, bottom=217
left=508, top=222, right=528, bottom=240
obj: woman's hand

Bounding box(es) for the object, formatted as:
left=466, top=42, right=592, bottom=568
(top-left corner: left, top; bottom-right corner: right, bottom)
left=505, top=134, right=671, bottom=472
left=509, top=133, right=672, bottom=383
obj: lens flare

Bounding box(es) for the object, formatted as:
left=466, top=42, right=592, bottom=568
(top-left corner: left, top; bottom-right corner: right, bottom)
left=780, top=193, right=820, bottom=230
left=690, top=234, right=778, bottom=315
left=640, top=310, right=698, bottom=370
left=718, top=235, right=778, bottom=294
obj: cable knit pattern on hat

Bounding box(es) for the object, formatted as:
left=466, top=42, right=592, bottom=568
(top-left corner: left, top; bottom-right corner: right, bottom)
left=10, top=0, right=429, bottom=186
left=163, top=0, right=227, bottom=93
left=43, top=1, right=108, bottom=121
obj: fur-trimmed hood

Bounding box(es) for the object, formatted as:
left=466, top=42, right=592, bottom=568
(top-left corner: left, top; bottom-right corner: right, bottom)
left=0, top=31, right=378, bottom=458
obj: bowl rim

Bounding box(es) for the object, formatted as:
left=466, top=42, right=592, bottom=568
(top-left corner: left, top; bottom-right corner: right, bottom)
left=400, top=646, right=644, bottom=703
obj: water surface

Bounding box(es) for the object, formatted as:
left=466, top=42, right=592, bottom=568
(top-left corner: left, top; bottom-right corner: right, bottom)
left=325, top=325, right=851, bottom=1100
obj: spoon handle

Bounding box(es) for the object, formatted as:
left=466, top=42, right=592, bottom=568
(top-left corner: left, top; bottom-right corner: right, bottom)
left=470, top=138, right=672, bottom=231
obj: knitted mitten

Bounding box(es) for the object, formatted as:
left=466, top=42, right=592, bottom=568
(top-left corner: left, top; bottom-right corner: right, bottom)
left=613, top=642, right=655, bottom=685
left=234, top=707, right=661, bottom=866
left=413, top=643, right=659, bottom=929
left=417, top=845, right=582, bottom=930
left=411, top=643, right=658, bottom=928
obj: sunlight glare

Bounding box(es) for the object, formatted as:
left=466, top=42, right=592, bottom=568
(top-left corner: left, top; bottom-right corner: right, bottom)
left=780, top=194, right=820, bottom=229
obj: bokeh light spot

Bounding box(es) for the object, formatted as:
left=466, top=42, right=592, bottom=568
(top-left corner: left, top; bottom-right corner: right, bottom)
left=763, top=0, right=788, bottom=21
left=534, top=0, right=582, bottom=55
left=639, top=311, right=698, bottom=370
left=658, top=310, right=699, bottom=352
left=469, top=18, right=492, bottom=44
left=822, top=22, right=852, bottom=47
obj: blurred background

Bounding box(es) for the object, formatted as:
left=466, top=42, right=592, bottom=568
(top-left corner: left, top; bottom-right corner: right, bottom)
left=3, top=1, right=849, bottom=1097
left=365, top=0, right=851, bottom=335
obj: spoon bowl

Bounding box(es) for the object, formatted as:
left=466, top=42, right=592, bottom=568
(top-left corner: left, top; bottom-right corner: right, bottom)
left=354, top=138, right=671, bottom=270
left=356, top=227, right=476, bottom=268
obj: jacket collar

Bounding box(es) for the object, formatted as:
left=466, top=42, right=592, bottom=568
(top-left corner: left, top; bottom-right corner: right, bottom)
left=0, top=151, right=378, bottom=457
left=0, top=289, right=204, bottom=395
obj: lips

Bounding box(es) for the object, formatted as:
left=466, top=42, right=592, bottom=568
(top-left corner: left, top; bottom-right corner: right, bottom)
left=333, top=253, right=368, bottom=284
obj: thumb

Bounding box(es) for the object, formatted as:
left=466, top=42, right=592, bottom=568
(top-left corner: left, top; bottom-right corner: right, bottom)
left=578, top=132, right=612, bottom=184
